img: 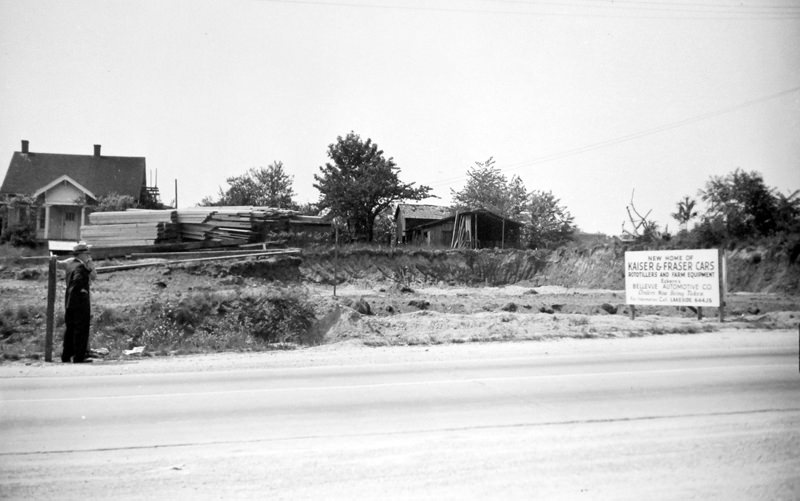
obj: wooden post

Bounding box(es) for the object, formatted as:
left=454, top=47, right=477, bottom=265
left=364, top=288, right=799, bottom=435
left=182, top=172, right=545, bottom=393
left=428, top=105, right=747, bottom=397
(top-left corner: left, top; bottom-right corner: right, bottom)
left=474, top=213, right=478, bottom=249
left=45, top=256, right=56, bottom=362
left=697, top=307, right=703, bottom=320
left=333, top=224, right=339, bottom=297
left=630, top=305, right=636, bottom=320
left=718, top=248, right=727, bottom=323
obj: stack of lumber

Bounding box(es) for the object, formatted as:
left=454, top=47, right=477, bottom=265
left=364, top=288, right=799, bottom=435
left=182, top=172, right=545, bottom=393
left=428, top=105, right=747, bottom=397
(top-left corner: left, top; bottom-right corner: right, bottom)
left=88, top=209, right=176, bottom=225
left=81, top=210, right=179, bottom=247
left=177, top=207, right=297, bottom=244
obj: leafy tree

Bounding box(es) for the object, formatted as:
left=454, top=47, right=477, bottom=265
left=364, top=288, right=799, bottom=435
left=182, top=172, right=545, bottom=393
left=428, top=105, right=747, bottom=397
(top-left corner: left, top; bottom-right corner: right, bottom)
left=205, top=162, right=297, bottom=208
left=773, top=189, right=800, bottom=233
left=0, top=195, right=39, bottom=247
left=671, top=196, right=698, bottom=232
left=314, top=132, right=432, bottom=242
left=699, top=169, right=777, bottom=238
left=372, top=208, right=397, bottom=247
left=521, top=190, right=576, bottom=249
left=295, top=201, right=320, bottom=216
left=95, top=193, right=137, bottom=212
left=451, top=157, right=527, bottom=218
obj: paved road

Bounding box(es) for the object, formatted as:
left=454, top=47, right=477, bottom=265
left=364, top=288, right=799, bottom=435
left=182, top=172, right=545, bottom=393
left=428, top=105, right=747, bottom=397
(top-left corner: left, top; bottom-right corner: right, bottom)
left=2, top=331, right=799, bottom=499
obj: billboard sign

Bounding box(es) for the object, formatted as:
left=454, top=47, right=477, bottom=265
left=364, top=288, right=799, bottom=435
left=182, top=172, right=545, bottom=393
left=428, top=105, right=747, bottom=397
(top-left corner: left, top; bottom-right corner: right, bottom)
left=625, top=249, right=721, bottom=307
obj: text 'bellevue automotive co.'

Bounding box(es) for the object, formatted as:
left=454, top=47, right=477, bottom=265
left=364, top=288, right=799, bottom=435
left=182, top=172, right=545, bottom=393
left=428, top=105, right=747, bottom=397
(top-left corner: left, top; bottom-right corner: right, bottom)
left=625, top=249, right=722, bottom=307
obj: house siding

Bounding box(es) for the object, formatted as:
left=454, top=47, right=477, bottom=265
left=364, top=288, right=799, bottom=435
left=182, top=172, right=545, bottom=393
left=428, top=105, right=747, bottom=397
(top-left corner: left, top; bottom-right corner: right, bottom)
left=1, top=142, right=148, bottom=242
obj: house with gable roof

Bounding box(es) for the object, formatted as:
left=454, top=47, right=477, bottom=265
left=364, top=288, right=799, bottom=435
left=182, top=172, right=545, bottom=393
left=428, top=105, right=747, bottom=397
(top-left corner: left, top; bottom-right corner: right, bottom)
left=1, top=140, right=150, bottom=242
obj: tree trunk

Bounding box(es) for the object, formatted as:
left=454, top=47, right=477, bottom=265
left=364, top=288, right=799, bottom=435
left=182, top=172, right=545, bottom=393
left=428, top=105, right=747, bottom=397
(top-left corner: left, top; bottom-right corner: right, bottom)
left=366, top=214, right=375, bottom=242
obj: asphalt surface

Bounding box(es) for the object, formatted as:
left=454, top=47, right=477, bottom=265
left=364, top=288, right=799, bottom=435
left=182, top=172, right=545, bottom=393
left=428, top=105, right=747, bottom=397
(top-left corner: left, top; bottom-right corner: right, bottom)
left=1, top=330, right=799, bottom=500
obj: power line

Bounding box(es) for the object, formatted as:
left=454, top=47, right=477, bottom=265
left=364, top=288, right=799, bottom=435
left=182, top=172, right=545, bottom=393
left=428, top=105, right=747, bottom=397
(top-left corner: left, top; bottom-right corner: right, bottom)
left=261, top=0, right=800, bottom=20
left=490, top=0, right=800, bottom=14
left=427, top=84, right=800, bottom=188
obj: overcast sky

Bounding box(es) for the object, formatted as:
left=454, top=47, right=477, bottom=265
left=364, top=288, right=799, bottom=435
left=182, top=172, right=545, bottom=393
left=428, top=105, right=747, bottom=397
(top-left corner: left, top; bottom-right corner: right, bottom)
left=1, top=0, right=798, bottom=235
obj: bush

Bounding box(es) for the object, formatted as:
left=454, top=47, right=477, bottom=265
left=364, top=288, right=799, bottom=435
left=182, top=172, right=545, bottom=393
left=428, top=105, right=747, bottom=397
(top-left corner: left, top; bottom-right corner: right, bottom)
left=242, top=291, right=316, bottom=344
left=126, top=288, right=317, bottom=353
left=0, top=224, right=38, bottom=248
left=94, top=193, right=137, bottom=212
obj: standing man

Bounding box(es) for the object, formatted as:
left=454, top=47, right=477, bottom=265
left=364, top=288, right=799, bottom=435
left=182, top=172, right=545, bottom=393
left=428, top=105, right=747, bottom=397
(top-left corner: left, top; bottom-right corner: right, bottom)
left=61, top=242, right=97, bottom=363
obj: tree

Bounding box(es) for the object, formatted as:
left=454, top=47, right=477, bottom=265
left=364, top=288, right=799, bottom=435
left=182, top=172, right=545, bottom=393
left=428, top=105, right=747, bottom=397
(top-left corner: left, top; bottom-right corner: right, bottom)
left=671, top=196, right=698, bottom=233
left=773, top=189, right=800, bottom=233
left=0, top=194, right=39, bottom=248
left=314, top=132, right=432, bottom=242
left=204, top=162, right=297, bottom=208
left=451, top=157, right=527, bottom=219
left=699, top=168, right=777, bottom=238
left=95, top=192, right=137, bottom=212
left=521, top=190, right=576, bottom=249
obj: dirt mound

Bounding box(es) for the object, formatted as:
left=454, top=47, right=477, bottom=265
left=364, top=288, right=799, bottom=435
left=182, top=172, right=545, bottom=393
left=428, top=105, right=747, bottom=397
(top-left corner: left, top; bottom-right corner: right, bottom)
left=298, top=245, right=800, bottom=294
left=183, top=255, right=303, bottom=282
left=300, top=248, right=548, bottom=286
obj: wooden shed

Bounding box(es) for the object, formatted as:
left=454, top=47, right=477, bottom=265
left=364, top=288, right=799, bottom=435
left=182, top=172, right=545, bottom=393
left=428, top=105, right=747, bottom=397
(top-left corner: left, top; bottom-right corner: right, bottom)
left=450, top=209, right=522, bottom=249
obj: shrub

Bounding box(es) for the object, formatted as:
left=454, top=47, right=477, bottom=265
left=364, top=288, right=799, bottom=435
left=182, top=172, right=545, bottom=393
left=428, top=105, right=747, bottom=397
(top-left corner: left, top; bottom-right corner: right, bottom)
left=242, top=290, right=315, bottom=344
left=124, top=288, right=317, bottom=353
left=0, top=224, right=38, bottom=248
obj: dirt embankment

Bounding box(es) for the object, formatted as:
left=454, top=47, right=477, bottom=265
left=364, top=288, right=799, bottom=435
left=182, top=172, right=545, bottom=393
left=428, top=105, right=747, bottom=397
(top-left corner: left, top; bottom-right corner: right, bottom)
left=2, top=245, right=798, bottom=361
left=3, top=243, right=797, bottom=294
left=294, top=245, right=800, bottom=294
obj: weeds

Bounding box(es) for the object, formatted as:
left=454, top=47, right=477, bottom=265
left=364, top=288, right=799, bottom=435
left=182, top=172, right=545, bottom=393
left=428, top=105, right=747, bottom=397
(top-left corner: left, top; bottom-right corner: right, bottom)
left=125, top=287, right=318, bottom=354
left=568, top=316, right=589, bottom=327
left=1, top=287, right=320, bottom=361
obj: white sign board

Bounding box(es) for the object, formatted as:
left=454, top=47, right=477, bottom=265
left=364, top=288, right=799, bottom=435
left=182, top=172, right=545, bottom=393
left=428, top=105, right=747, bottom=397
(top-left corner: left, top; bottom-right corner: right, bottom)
left=625, top=249, right=721, bottom=307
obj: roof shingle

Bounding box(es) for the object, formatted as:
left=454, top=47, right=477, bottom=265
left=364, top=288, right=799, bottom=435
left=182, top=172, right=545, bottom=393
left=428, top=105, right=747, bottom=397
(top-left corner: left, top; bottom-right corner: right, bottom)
left=1, top=150, right=146, bottom=201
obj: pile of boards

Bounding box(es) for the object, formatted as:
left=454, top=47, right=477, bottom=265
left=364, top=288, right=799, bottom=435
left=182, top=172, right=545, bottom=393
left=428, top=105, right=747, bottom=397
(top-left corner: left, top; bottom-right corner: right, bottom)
left=81, top=210, right=179, bottom=247
left=176, top=207, right=298, bottom=244
left=81, top=207, right=317, bottom=248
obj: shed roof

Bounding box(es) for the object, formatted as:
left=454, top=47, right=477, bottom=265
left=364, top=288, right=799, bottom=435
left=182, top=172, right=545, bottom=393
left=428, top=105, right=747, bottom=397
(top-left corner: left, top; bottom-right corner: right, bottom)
left=413, top=208, right=523, bottom=230
left=1, top=149, right=146, bottom=201
left=395, top=203, right=453, bottom=221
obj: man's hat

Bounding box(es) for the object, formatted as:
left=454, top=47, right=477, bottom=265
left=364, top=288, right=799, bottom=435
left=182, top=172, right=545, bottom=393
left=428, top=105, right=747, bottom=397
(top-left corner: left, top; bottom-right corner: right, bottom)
left=72, top=242, right=91, bottom=254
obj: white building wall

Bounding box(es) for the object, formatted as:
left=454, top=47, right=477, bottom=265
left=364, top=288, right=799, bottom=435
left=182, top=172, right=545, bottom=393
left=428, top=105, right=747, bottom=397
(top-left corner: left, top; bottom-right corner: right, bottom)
left=46, top=182, right=83, bottom=204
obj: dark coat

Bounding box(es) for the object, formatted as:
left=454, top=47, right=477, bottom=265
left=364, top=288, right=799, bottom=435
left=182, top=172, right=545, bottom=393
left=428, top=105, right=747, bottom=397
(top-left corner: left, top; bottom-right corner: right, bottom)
left=64, top=259, right=92, bottom=310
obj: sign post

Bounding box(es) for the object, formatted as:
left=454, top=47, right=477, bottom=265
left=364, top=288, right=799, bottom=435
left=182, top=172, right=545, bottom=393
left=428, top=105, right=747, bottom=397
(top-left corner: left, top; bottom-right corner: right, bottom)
left=624, top=249, right=724, bottom=318
left=45, top=256, right=56, bottom=362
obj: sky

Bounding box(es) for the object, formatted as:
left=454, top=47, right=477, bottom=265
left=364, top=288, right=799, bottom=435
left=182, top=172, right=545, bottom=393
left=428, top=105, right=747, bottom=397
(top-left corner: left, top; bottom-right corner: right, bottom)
left=1, top=0, right=798, bottom=235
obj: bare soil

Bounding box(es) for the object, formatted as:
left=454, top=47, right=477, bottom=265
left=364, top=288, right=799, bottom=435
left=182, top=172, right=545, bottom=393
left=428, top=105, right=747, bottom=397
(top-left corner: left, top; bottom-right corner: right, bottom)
left=1, top=252, right=798, bottom=362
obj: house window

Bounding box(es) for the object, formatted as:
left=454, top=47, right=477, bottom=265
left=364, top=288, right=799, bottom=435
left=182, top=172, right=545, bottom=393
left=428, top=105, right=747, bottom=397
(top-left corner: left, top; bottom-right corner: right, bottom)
left=65, top=212, right=75, bottom=222
left=38, top=208, right=46, bottom=229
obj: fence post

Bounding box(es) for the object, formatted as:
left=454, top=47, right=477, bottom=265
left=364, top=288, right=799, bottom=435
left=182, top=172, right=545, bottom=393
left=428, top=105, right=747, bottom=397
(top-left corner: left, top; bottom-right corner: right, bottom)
left=45, top=256, right=56, bottom=362
left=333, top=225, right=338, bottom=297
left=718, top=248, right=727, bottom=323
